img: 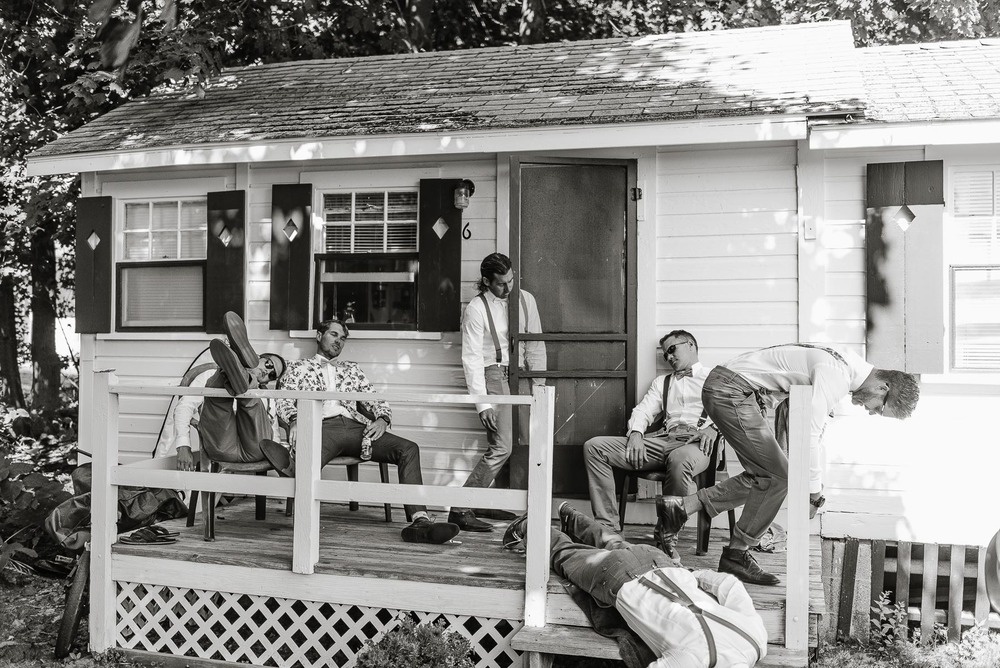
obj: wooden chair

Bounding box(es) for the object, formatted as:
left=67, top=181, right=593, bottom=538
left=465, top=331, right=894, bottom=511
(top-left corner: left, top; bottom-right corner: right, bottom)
left=285, top=456, right=397, bottom=522
left=617, top=435, right=735, bottom=555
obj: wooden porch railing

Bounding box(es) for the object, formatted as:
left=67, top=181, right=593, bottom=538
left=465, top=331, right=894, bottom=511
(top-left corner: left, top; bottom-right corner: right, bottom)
left=89, top=370, right=555, bottom=653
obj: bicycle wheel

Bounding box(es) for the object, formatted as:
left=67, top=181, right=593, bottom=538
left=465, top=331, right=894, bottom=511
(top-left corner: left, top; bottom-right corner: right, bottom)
left=55, top=551, right=89, bottom=659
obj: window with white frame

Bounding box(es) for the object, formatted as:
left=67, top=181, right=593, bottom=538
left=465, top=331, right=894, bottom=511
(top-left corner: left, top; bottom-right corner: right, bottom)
left=117, top=198, right=207, bottom=329
left=949, top=169, right=1000, bottom=370
left=315, top=189, right=419, bottom=329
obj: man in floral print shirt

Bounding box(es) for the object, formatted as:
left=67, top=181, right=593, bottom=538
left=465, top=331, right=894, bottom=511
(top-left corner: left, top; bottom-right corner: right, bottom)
left=265, top=318, right=459, bottom=545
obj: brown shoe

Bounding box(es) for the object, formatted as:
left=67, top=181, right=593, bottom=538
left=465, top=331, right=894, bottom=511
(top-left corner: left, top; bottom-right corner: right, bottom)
left=259, top=439, right=294, bottom=477
left=210, top=339, right=250, bottom=395
left=401, top=518, right=460, bottom=544
left=223, top=311, right=258, bottom=369
left=719, top=546, right=780, bottom=586
left=448, top=510, right=493, bottom=532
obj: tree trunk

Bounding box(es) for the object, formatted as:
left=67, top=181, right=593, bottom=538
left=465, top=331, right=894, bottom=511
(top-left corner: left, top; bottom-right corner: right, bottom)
left=519, top=0, right=545, bottom=43
left=401, top=0, right=435, bottom=51
left=30, top=228, right=61, bottom=414
left=0, top=274, right=26, bottom=409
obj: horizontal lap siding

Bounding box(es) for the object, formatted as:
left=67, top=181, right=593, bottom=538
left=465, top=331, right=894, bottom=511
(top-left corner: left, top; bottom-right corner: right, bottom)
left=656, top=143, right=799, bottom=367
left=95, top=158, right=498, bottom=482
left=813, top=148, right=1000, bottom=545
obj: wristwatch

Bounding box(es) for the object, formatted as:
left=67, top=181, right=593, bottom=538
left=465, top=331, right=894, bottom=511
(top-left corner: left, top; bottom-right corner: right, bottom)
left=809, top=495, right=826, bottom=509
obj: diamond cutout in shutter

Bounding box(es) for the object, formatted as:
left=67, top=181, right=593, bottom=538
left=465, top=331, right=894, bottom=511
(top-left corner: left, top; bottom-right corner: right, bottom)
left=87, top=231, right=101, bottom=250
left=218, top=226, right=233, bottom=247
left=894, top=204, right=915, bottom=232
left=283, top=219, right=299, bottom=242
left=432, top=217, right=449, bottom=240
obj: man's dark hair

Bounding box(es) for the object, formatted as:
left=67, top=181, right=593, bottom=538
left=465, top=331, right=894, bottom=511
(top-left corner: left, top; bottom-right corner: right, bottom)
left=260, top=353, right=286, bottom=382
left=875, top=369, right=920, bottom=419
left=659, top=329, right=698, bottom=351
left=476, top=253, right=512, bottom=292
left=317, top=318, right=350, bottom=338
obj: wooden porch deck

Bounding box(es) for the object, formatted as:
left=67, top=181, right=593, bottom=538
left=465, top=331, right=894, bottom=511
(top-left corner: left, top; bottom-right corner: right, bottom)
left=114, top=498, right=825, bottom=664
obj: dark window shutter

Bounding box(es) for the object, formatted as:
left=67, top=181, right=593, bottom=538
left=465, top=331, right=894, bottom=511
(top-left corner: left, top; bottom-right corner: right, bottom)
left=417, top=179, right=463, bottom=332
left=865, top=161, right=944, bottom=373
left=270, top=184, right=313, bottom=330
left=76, top=196, right=113, bottom=333
left=205, top=190, right=246, bottom=334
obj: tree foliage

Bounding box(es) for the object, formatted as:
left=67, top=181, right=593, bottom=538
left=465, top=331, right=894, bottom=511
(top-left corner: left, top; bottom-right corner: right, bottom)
left=0, top=0, right=998, bottom=416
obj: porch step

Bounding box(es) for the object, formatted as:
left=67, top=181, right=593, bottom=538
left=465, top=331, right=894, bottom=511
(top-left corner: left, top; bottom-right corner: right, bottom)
left=512, top=625, right=810, bottom=667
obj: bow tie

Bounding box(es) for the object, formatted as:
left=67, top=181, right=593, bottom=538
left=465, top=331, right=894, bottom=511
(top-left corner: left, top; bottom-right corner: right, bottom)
left=673, top=368, right=693, bottom=379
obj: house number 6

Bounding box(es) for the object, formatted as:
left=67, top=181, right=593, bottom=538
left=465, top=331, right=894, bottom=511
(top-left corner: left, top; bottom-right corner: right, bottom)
left=462, top=223, right=471, bottom=239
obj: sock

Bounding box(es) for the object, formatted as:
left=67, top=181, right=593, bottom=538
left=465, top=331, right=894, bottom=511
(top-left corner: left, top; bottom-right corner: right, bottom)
left=411, top=511, right=429, bottom=523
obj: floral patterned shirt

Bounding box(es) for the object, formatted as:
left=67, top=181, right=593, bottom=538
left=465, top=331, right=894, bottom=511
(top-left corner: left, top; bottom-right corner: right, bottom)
left=276, top=355, right=392, bottom=460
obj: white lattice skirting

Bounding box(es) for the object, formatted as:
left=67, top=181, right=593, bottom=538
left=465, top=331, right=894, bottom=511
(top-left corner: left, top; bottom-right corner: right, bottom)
left=116, top=582, right=523, bottom=668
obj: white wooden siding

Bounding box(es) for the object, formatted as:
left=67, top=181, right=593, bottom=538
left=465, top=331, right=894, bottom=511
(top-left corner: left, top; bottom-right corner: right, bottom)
left=655, top=142, right=800, bottom=367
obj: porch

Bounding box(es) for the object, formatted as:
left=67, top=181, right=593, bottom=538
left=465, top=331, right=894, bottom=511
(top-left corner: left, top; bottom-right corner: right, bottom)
left=89, top=374, right=821, bottom=667
left=111, top=500, right=825, bottom=667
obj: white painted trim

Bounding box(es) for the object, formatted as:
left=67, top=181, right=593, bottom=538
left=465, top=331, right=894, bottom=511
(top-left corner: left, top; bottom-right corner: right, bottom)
left=796, top=140, right=826, bottom=342
left=27, top=117, right=809, bottom=177
left=111, top=555, right=525, bottom=619
left=100, top=177, right=229, bottom=198
left=96, top=332, right=216, bottom=341
left=91, top=372, right=119, bottom=653
left=635, top=149, right=657, bottom=396
left=496, top=154, right=510, bottom=255
left=301, top=167, right=441, bottom=189
left=523, top=386, right=555, bottom=628
left=809, top=119, right=1000, bottom=150
left=785, top=386, right=811, bottom=652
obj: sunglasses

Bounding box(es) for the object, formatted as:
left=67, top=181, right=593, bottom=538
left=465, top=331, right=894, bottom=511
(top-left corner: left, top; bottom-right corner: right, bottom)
left=261, top=357, right=279, bottom=383
left=662, top=341, right=692, bottom=360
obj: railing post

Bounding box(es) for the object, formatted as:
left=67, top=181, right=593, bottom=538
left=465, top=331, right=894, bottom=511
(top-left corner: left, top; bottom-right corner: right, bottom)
left=90, top=371, right=118, bottom=653
left=292, top=398, right=321, bottom=574
left=785, top=385, right=811, bottom=651
left=523, top=386, right=555, bottom=628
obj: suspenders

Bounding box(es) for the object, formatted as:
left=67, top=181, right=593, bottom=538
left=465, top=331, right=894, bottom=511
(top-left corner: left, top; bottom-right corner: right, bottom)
left=478, top=291, right=529, bottom=366
left=637, top=570, right=763, bottom=667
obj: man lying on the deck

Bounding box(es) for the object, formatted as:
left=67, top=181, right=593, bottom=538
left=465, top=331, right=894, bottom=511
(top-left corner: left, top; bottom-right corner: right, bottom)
left=504, top=503, right=767, bottom=668
left=263, top=317, right=460, bottom=546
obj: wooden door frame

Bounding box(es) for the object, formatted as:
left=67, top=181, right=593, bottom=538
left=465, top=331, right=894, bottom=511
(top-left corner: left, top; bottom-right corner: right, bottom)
left=507, top=154, right=639, bottom=417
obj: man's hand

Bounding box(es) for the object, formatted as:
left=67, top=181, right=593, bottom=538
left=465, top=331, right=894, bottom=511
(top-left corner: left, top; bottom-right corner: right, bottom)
left=809, top=489, right=826, bottom=520
left=684, top=426, right=717, bottom=456
left=364, top=417, right=388, bottom=442
left=625, top=431, right=648, bottom=468
left=176, top=446, right=195, bottom=472
left=479, top=407, right=498, bottom=432
left=288, top=420, right=297, bottom=448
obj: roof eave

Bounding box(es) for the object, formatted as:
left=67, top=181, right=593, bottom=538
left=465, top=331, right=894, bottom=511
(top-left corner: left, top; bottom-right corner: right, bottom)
left=27, top=115, right=810, bottom=177
left=810, top=117, right=1000, bottom=149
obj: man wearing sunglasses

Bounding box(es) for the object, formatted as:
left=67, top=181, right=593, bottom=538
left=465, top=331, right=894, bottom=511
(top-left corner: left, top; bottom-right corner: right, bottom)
left=156, top=312, right=287, bottom=473
left=584, top=330, right=715, bottom=543
left=655, top=343, right=920, bottom=586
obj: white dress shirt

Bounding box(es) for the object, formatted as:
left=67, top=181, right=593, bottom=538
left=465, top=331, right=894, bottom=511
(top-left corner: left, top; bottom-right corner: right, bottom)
left=627, top=363, right=711, bottom=435
left=312, top=354, right=353, bottom=420
left=155, top=368, right=214, bottom=458
left=723, top=344, right=874, bottom=493
left=616, top=568, right=767, bottom=668
left=461, top=289, right=546, bottom=413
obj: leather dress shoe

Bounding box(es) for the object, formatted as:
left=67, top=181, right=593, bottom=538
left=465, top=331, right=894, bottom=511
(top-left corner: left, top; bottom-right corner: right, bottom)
left=654, top=496, right=688, bottom=558
left=259, top=439, right=294, bottom=477
left=210, top=339, right=250, bottom=395
left=448, top=510, right=494, bottom=532
left=719, top=546, right=780, bottom=586
left=401, top=517, right=460, bottom=544
left=223, top=311, right=259, bottom=369
left=502, top=513, right=529, bottom=551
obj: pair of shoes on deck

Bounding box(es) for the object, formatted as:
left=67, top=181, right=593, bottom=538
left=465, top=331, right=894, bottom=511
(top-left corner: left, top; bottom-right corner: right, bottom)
left=119, top=526, right=180, bottom=545
left=448, top=509, right=494, bottom=532
left=401, top=517, right=460, bottom=544
left=210, top=311, right=258, bottom=396
left=502, top=502, right=577, bottom=552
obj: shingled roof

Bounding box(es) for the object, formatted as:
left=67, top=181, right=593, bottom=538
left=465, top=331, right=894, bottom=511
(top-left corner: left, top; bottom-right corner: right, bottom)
left=860, top=38, right=1000, bottom=123
left=32, top=21, right=862, bottom=159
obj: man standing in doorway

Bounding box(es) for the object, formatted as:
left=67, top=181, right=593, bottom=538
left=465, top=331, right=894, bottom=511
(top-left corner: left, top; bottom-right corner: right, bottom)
left=583, top=330, right=715, bottom=538
left=453, top=253, right=546, bottom=532
left=655, top=344, right=920, bottom=585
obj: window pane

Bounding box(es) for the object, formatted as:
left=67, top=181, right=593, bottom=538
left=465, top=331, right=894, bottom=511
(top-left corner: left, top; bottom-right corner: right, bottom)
left=121, top=264, right=203, bottom=328
left=151, top=231, right=178, bottom=259
left=952, top=171, right=995, bottom=217
left=952, top=267, right=1000, bottom=369
left=353, top=223, right=385, bottom=252
left=323, top=193, right=352, bottom=222
left=151, top=202, right=178, bottom=230
left=386, top=223, right=417, bottom=251
left=123, top=231, right=150, bottom=260
left=355, top=192, right=384, bottom=221
left=325, top=225, right=352, bottom=252
left=180, top=201, right=206, bottom=230
left=180, top=230, right=206, bottom=258
left=387, top=192, right=418, bottom=221
left=124, top=203, right=150, bottom=231
left=317, top=256, right=417, bottom=327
